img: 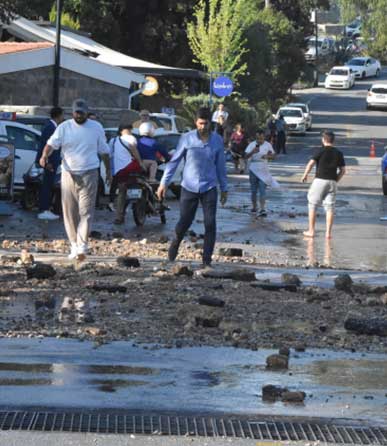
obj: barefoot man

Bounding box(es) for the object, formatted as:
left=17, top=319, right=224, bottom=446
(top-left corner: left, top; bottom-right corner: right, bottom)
left=301, top=130, right=346, bottom=239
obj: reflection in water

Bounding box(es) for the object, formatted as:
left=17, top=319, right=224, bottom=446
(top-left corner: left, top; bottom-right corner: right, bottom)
left=91, top=379, right=149, bottom=393
left=305, top=238, right=332, bottom=267
left=0, top=378, right=52, bottom=386
left=87, top=365, right=159, bottom=375
left=310, top=360, right=387, bottom=390
left=0, top=363, right=52, bottom=373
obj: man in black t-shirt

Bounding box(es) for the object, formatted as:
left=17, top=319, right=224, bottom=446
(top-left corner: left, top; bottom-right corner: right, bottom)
left=301, top=130, right=346, bottom=239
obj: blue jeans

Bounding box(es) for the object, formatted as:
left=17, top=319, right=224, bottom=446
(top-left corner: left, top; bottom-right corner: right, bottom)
left=39, top=169, right=57, bottom=212
left=175, top=187, right=218, bottom=265
left=249, top=171, right=267, bottom=204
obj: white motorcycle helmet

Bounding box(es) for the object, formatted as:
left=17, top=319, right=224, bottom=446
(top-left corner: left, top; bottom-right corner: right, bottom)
left=139, top=122, right=155, bottom=137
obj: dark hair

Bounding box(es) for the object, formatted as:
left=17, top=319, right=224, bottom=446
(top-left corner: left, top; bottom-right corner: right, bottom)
left=322, top=130, right=335, bottom=144
left=256, top=128, right=265, bottom=136
left=118, top=123, right=133, bottom=134
left=195, top=107, right=211, bottom=121
left=50, top=107, right=63, bottom=119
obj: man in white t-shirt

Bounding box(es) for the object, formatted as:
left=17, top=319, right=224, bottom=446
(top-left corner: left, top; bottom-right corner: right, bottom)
left=39, top=98, right=111, bottom=260
left=108, top=123, right=145, bottom=224
left=245, top=129, right=278, bottom=217
left=211, top=103, right=229, bottom=125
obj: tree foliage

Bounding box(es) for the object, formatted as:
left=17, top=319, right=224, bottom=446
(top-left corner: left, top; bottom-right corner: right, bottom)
left=338, top=0, right=387, bottom=60
left=49, top=2, right=80, bottom=30
left=239, top=7, right=305, bottom=107
left=186, top=0, right=248, bottom=79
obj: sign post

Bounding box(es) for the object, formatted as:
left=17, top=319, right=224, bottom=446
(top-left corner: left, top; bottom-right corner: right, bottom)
left=209, top=72, right=234, bottom=107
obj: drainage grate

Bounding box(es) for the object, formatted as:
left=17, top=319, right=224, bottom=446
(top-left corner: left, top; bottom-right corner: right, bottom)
left=0, top=410, right=386, bottom=444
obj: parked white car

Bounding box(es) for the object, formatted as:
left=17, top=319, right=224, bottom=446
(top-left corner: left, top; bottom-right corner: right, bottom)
left=366, top=84, right=387, bottom=110
left=0, top=119, right=41, bottom=189
left=345, top=18, right=362, bottom=38
left=325, top=66, right=355, bottom=89
left=276, top=107, right=306, bottom=135
left=150, top=113, right=192, bottom=134
left=305, top=36, right=332, bottom=61
left=345, top=57, right=381, bottom=79
left=286, top=103, right=312, bottom=130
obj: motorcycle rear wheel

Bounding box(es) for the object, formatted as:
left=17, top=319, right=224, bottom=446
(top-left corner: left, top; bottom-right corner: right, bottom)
left=133, top=198, right=147, bottom=226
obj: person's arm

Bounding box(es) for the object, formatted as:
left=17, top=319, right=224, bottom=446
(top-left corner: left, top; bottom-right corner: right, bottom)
left=155, top=143, right=170, bottom=161
left=301, top=159, right=316, bottom=182
left=97, top=126, right=112, bottom=184
left=244, top=142, right=258, bottom=160
left=215, top=143, right=228, bottom=205
left=157, top=135, right=186, bottom=200
left=39, top=144, right=54, bottom=168
left=337, top=166, right=346, bottom=182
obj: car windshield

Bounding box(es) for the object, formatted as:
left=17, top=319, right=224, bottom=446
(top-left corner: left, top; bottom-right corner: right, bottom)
left=348, top=59, right=365, bottom=66
left=330, top=69, right=349, bottom=76
left=155, top=134, right=180, bottom=151
left=308, top=39, right=323, bottom=48
left=289, top=104, right=307, bottom=113
left=371, top=87, right=387, bottom=94
left=280, top=109, right=302, bottom=117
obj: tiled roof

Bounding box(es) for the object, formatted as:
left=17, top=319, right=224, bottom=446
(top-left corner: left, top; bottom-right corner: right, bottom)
left=0, top=42, right=54, bottom=55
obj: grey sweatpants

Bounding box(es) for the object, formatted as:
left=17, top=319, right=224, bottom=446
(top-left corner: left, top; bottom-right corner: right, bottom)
left=61, top=168, right=99, bottom=253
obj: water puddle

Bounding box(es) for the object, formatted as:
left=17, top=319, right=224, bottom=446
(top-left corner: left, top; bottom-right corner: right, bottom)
left=0, top=338, right=386, bottom=424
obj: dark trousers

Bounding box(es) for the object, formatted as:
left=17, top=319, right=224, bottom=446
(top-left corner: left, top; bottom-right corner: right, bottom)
left=276, top=131, right=286, bottom=154
left=39, top=169, right=56, bottom=212
left=175, top=187, right=218, bottom=265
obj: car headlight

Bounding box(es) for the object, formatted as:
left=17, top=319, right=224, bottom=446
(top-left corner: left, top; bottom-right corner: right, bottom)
left=29, top=166, right=44, bottom=177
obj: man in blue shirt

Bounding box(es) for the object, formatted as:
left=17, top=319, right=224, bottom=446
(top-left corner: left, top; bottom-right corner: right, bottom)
left=157, top=107, right=228, bottom=267
left=35, top=107, right=64, bottom=220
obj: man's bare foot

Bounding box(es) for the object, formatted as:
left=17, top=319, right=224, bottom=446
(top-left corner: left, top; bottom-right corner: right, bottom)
left=303, top=231, right=315, bottom=238
left=325, top=234, right=332, bottom=240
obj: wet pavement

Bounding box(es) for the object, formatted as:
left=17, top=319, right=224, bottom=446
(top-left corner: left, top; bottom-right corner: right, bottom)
left=0, top=338, right=386, bottom=425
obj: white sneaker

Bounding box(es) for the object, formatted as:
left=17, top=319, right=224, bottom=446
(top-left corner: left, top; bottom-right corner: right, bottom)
left=68, top=244, right=78, bottom=260
left=38, top=210, right=59, bottom=221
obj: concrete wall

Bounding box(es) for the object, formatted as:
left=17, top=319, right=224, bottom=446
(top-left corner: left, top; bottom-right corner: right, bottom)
left=0, top=65, right=129, bottom=109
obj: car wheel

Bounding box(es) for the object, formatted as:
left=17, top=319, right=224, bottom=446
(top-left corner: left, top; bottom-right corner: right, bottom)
left=307, top=124, right=312, bottom=131
left=366, top=104, right=371, bottom=110
left=376, top=69, right=380, bottom=78
left=383, top=178, right=387, bottom=195
left=361, top=72, right=366, bottom=79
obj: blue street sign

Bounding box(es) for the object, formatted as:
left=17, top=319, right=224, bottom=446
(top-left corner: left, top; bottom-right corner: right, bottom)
left=212, top=76, right=233, bottom=97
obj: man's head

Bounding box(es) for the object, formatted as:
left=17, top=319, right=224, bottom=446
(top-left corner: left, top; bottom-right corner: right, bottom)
left=50, top=106, right=64, bottom=124
left=72, top=98, right=89, bottom=125
left=218, top=103, right=225, bottom=111
left=322, top=130, right=335, bottom=146
left=256, top=129, right=266, bottom=145
left=195, top=107, right=211, bottom=137
left=139, top=109, right=151, bottom=122
left=119, top=123, right=133, bottom=136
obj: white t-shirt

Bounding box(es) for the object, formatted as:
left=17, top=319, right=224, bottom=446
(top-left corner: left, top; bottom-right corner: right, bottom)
left=245, top=140, right=279, bottom=188
left=110, top=134, right=137, bottom=175
left=211, top=110, right=229, bottom=123
left=47, top=118, right=110, bottom=173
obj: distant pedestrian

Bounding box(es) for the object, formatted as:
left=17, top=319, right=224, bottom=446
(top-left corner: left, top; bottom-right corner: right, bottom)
left=211, top=103, right=229, bottom=127
left=301, top=130, right=346, bottom=239
left=157, top=107, right=228, bottom=268
left=245, top=129, right=278, bottom=217
left=275, top=114, right=287, bottom=154
left=132, top=109, right=158, bottom=130
left=39, top=98, right=111, bottom=260
left=229, top=123, right=248, bottom=173
left=108, top=123, right=145, bottom=224
left=36, top=106, right=64, bottom=220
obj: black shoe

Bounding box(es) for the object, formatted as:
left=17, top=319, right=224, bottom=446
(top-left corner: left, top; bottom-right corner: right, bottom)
left=168, top=239, right=180, bottom=262
left=258, top=209, right=267, bottom=217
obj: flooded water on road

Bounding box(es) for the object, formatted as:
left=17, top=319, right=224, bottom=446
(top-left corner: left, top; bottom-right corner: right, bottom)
left=0, top=338, right=386, bottom=424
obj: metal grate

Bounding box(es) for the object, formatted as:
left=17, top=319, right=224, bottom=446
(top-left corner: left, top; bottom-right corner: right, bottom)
left=0, top=410, right=386, bottom=444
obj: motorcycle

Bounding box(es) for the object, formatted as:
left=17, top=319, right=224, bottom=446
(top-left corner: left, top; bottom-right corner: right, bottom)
left=22, top=163, right=61, bottom=213
left=126, top=173, right=168, bottom=226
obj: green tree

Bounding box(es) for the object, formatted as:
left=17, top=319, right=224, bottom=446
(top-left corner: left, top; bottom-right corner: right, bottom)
left=49, top=2, right=80, bottom=30
left=186, top=0, right=248, bottom=79
left=338, top=0, right=387, bottom=60
left=240, top=7, right=305, bottom=107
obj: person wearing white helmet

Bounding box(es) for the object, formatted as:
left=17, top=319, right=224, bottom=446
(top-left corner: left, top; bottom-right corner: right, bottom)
left=137, top=122, right=170, bottom=181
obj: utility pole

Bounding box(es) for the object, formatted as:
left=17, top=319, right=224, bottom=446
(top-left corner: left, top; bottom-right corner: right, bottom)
left=313, top=9, right=319, bottom=87
left=53, top=0, right=63, bottom=107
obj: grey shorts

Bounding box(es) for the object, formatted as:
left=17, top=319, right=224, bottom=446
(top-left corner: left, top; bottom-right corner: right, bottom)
left=307, top=178, right=337, bottom=211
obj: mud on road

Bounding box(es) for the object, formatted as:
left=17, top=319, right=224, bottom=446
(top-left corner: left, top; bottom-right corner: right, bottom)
left=0, top=246, right=386, bottom=354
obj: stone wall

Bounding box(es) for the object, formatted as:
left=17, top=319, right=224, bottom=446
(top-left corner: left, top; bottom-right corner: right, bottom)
left=0, top=66, right=129, bottom=109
